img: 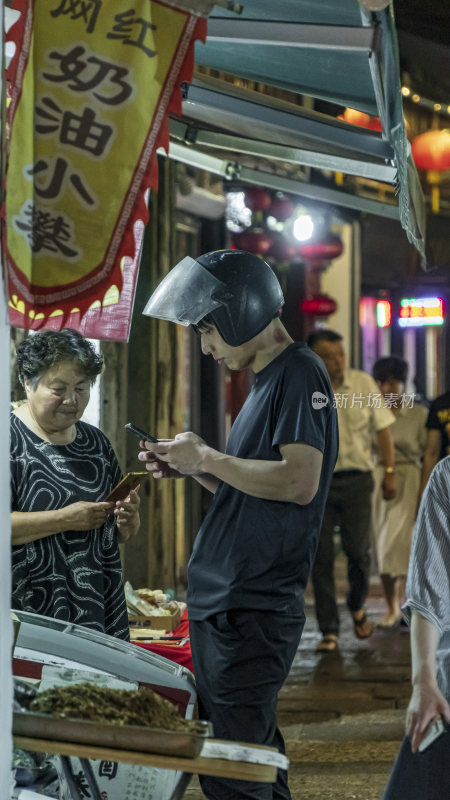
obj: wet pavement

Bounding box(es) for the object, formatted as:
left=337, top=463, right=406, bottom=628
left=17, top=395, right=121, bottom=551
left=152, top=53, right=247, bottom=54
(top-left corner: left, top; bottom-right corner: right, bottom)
left=184, top=558, right=411, bottom=800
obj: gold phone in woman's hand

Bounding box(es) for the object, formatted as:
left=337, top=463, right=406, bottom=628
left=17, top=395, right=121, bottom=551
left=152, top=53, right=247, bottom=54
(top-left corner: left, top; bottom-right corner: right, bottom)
left=106, top=472, right=148, bottom=502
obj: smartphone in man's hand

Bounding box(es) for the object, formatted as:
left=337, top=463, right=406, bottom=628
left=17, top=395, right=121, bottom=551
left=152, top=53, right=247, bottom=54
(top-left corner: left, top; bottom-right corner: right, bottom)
left=124, top=423, right=158, bottom=443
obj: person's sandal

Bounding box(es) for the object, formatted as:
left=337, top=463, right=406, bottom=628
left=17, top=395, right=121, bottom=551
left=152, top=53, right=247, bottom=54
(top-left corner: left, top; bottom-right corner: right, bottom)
left=316, top=634, right=338, bottom=652
left=352, top=611, right=374, bottom=640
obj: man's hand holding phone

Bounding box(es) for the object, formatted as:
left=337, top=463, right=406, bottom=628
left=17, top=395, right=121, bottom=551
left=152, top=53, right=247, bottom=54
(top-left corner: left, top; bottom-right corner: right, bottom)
left=139, top=439, right=185, bottom=480
left=125, top=423, right=182, bottom=479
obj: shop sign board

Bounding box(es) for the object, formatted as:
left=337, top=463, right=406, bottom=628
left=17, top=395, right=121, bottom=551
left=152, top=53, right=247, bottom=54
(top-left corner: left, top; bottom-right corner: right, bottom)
left=398, top=297, right=444, bottom=327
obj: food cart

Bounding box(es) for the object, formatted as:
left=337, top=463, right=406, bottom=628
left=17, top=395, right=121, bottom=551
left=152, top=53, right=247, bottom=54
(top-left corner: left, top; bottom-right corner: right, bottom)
left=12, top=609, right=285, bottom=799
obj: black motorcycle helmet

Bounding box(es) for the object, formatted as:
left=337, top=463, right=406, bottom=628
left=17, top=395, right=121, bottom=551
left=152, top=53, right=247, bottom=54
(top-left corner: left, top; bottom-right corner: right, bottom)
left=143, top=249, right=284, bottom=347
left=194, top=250, right=284, bottom=346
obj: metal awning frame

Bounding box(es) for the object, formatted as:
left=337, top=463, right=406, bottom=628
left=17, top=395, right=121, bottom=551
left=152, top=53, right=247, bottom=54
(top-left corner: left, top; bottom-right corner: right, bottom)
left=183, top=79, right=395, bottom=162
left=169, top=119, right=397, bottom=183
left=205, top=19, right=380, bottom=53
left=161, top=141, right=400, bottom=222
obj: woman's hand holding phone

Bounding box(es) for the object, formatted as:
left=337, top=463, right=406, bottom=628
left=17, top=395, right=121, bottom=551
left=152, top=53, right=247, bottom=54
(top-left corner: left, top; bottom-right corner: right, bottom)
left=115, top=487, right=141, bottom=543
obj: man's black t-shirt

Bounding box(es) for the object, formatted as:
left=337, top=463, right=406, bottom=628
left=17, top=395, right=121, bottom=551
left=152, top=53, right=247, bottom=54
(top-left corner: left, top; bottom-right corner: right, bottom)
left=187, top=342, right=338, bottom=621
left=426, top=390, right=450, bottom=460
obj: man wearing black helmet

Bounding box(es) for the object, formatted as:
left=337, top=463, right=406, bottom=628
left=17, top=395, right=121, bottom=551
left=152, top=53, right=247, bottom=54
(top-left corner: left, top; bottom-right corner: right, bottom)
left=139, top=250, right=338, bottom=800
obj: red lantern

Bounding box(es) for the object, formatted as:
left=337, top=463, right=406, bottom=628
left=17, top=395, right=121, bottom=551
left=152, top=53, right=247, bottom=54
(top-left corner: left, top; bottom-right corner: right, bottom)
left=412, top=129, right=450, bottom=171
left=268, top=196, right=295, bottom=222
left=367, top=116, right=383, bottom=132
left=411, top=129, right=450, bottom=213
left=232, top=230, right=272, bottom=255
left=338, top=108, right=372, bottom=128
left=244, top=187, right=272, bottom=212
left=338, top=107, right=382, bottom=133
left=300, top=294, right=338, bottom=317
left=298, top=233, right=343, bottom=262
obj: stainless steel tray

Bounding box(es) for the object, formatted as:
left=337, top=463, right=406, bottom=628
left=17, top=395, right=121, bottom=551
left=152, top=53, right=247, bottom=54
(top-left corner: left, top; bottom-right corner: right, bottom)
left=13, top=711, right=210, bottom=758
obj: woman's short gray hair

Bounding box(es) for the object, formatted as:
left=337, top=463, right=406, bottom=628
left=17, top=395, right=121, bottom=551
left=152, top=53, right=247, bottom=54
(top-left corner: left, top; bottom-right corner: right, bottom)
left=16, top=329, right=104, bottom=389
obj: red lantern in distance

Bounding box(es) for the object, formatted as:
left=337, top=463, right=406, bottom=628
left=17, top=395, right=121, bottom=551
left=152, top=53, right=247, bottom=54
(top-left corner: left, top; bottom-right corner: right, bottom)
left=244, top=187, right=272, bottom=212
left=338, top=107, right=371, bottom=128
left=367, top=116, right=382, bottom=133
left=411, top=129, right=450, bottom=213
left=298, top=233, right=343, bottom=262
left=300, top=294, right=338, bottom=317
left=232, top=230, right=272, bottom=255
left=268, top=196, right=295, bottom=221
left=338, top=107, right=382, bottom=132
left=411, top=129, right=450, bottom=171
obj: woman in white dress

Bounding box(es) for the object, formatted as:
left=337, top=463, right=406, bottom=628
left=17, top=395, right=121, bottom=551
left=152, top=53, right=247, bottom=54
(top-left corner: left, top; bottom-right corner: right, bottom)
left=371, top=356, right=427, bottom=627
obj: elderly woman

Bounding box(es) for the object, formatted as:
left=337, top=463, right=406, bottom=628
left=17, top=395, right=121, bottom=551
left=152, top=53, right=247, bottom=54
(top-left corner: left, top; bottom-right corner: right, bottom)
left=371, top=356, right=427, bottom=627
left=10, top=329, right=140, bottom=640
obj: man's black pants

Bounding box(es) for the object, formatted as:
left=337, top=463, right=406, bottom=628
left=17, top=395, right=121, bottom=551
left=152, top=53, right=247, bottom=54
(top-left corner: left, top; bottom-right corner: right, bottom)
left=312, top=470, right=374, bottom=636
left=189, top=608, right=304, bottom=800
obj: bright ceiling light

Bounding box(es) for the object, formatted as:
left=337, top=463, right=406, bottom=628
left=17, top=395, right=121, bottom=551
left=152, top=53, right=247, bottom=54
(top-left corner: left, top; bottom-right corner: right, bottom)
left=293, top=214, right=314, bottom=242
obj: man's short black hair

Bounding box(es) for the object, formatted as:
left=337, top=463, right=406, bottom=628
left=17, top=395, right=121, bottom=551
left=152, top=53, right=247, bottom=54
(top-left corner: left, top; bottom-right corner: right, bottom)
left=307, top=330, right=343, bottom=350
left=193, top=311, right=282, bottom=338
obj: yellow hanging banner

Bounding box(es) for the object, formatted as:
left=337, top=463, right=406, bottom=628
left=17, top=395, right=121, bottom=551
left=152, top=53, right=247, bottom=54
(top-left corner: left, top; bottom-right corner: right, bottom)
left=5, top=0, right=206, bottom=339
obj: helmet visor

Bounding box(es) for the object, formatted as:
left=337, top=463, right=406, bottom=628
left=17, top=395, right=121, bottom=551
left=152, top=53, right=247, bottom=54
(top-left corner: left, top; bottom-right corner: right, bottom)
left=142, top=256, right=225, bottom=326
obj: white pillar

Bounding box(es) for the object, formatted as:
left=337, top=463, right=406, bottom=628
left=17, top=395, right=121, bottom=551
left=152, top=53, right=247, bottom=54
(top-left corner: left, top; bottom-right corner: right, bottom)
left=0, top=270, right=12, bottom=792
left=321, top=222, right=360, bottom=366
left=403, top=328, right=416, bottom=396
left=1, top=0, right=13, bottom=788
left=425, top=326, right=438, bottom=400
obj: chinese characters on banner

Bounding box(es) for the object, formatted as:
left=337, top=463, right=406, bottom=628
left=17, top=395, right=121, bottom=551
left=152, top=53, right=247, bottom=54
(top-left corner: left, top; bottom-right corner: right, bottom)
left=5, top=0, right=206, bottom=340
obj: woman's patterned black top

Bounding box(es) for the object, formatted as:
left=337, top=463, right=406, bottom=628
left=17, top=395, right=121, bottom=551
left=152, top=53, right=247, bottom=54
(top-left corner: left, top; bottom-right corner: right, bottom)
left=10, top=413, right=130, bottom=641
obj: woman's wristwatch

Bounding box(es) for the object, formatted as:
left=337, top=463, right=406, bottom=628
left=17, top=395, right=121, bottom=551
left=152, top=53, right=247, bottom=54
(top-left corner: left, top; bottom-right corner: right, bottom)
left=384, top=466, right=395, bottom=474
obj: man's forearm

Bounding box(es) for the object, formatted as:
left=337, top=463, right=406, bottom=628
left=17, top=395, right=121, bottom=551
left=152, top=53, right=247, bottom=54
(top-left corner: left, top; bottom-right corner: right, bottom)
left=201, top=447, right=315, bottom=504
left=193, top=473, right=220, bottom=493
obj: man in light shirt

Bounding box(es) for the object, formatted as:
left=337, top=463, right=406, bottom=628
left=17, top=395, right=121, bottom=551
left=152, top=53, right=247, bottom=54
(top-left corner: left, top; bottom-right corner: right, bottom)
left=308, top=330, right=396, bottom=652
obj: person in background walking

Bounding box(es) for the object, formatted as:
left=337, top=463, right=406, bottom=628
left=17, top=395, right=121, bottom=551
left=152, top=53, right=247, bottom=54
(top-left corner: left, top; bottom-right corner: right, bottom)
left=417, top=388, right=450, bottom=505
left=308, top=330, right=396, bottom=652
left=371, top=356, right=427, bottom=627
